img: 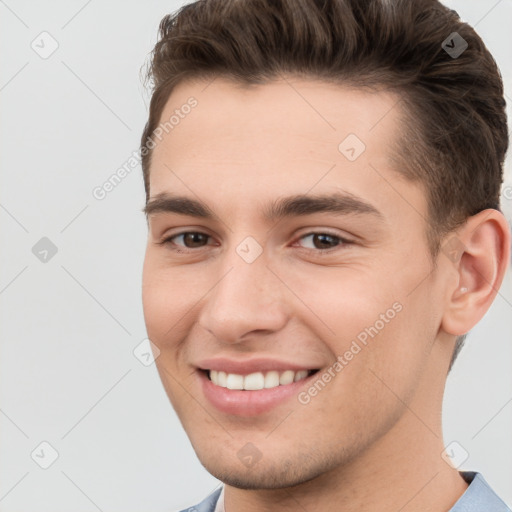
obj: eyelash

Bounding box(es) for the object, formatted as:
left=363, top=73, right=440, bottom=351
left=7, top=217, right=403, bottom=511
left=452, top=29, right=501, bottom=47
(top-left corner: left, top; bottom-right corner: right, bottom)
left=157, top=230, right=353, bottom=254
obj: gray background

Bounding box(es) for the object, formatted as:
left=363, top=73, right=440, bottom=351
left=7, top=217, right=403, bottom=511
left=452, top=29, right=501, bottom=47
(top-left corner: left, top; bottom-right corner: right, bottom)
left=1, top=1, right=511, bottom=511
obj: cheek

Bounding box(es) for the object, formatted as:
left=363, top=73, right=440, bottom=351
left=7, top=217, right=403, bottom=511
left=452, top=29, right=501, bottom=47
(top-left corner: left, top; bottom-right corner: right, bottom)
left=280, top=259, right=432, bottom=388
left=337, top=274, right=438, bottom=402
left=277, top=262, right=400, bottom=347
left=141, top=254, right=200, bottom=343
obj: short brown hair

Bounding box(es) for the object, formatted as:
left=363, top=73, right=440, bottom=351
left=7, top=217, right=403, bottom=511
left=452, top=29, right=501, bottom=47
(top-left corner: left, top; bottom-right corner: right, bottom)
left=140, top=0, right=509, bottom=368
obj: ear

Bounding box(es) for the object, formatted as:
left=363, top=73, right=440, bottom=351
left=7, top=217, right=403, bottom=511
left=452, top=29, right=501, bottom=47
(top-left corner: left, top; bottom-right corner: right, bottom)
left=441, top=209, right=511, bottom=336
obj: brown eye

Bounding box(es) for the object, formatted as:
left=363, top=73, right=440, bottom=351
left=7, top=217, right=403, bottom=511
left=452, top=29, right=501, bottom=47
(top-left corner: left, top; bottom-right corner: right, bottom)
left=181, top=232, right=209, bottom=248
left=162, top=232, right=211, bottom=249
left=298, top=232, right=345, bottom=250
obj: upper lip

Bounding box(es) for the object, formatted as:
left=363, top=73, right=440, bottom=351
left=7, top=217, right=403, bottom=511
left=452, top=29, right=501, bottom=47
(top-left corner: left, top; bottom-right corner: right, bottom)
left=197, top=357, right=320, bottom=375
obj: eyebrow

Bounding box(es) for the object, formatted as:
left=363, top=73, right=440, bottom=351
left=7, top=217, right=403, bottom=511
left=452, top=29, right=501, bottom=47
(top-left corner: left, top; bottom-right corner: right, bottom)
left=143, top=191, right=383, bottom=222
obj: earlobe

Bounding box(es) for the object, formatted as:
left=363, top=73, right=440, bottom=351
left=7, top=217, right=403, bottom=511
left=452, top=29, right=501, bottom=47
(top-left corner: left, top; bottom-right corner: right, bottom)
left=441, top=209, right=510, bottom=337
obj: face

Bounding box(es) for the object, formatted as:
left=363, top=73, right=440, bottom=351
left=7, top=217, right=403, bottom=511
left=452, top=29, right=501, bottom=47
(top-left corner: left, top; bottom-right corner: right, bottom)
left=142, top=77, right=450, bottom=489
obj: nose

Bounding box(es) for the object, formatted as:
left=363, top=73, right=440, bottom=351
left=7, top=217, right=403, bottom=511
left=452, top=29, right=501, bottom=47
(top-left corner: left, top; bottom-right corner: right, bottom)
left=197, top=245, right=290, bottom=344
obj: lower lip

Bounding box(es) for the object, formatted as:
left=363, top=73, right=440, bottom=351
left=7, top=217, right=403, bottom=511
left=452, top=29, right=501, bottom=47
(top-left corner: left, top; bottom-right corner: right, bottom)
left=199, top=371, right=316, bottom=416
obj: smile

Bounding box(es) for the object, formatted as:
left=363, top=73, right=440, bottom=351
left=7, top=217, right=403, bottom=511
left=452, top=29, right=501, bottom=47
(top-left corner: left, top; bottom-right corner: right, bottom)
left=208, top=369, right=316, bottom=390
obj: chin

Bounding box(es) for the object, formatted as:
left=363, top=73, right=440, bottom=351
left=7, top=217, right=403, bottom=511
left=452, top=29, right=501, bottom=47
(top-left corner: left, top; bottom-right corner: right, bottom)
left=197, top=450, right=342, bottom=490
left=205, top=465, right=318, bottom=490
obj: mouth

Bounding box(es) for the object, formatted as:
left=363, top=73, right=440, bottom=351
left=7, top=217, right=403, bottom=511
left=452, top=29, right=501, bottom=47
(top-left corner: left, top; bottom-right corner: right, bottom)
left=198, top=366, right=321, bottom=416
left=204, top=368, right=319, bottom=390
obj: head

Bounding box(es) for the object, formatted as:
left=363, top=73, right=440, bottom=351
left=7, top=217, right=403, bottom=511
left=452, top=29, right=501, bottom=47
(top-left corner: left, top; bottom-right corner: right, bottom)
left=141, top=0, right=510, bottom=490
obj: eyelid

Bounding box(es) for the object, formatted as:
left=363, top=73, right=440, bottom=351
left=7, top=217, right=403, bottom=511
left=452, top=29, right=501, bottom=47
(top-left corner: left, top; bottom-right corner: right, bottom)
left=159, top=229, right=354, bottom=253
left=157, top=230, right=216, bottom=249
left=292, top=230, right=354, bottom=251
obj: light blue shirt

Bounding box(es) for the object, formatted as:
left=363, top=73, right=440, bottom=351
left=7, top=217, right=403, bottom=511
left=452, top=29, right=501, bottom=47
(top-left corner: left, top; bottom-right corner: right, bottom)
left=179, top=472, right=511, bottom=512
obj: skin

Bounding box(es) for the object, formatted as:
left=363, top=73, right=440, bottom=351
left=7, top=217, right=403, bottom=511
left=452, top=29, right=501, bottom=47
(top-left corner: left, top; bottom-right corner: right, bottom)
left=141, top=76, right=510, bottom=512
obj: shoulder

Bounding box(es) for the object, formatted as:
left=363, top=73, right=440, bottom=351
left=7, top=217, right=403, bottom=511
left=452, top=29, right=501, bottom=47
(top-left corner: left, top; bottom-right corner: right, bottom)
left=450, top=472, right=511, bottom=511
left=177, top=487, right=223, bottom=512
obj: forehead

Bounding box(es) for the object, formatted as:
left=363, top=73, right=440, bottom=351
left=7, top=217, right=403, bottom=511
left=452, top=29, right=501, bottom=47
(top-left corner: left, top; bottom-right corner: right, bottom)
left=148, top=77, right=424, bottom=225
left=153, top=76, right=402, bottom=163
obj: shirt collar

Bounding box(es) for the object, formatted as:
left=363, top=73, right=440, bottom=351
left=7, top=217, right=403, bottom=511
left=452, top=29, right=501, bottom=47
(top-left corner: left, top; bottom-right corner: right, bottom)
left=212, top=471, right=510, bottom=512
left=449, top=471, right=510, bottom=511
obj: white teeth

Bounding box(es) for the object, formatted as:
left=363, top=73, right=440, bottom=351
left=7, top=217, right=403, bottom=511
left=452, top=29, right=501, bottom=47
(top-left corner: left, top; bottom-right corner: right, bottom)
left=244, top=372, right=265, bottom=390
left=209, top=369, right=311, bottom=390
left=218, top=371, right=227, bottom=387
left=226, top=373, right=244, bottom=390
left=294, top=370, right=309, bottom=382
left=279, top=370, right=295, bottom=385
left=264, top=371, right=280, bottom=388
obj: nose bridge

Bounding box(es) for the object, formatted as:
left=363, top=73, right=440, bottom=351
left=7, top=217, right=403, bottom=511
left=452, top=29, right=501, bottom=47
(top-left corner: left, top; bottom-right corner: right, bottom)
left=198, top=239, right=289, bottom=342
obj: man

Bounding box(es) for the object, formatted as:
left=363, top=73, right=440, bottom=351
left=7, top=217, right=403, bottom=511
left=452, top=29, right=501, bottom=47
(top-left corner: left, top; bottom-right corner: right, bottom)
left=140, top=0, right=511, bottom=510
